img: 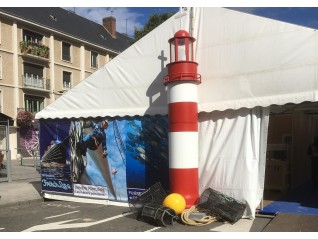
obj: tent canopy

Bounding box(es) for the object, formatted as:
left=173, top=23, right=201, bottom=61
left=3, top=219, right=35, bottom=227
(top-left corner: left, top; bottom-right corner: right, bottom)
left=36, top=7, right=318, bottom=119
left=35, top=8, right=309, bottom=218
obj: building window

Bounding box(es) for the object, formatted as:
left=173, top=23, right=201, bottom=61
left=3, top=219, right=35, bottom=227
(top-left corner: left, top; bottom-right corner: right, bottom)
left=62, top=42, right=71, bottom=61
left=63, top=71, right=71, bottom=90
left=23, top=29, right=43, bottom=44
left=24, top=95, right=44, bottom=114
left=91, top=51, right=98, bottom=68
left=23, top=62, right=45, bottom=88
left=24, top=62, right=43, bottom=78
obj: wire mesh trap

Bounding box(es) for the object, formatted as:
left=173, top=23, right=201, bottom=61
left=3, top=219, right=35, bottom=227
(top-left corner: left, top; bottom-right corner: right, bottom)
left=197, top=188, right=246, bottom=224
left=141, top=203, right=178, bottom=227
left=129, top=182, right=177, bottom=226
left=129, top=182, right=167, bottom=215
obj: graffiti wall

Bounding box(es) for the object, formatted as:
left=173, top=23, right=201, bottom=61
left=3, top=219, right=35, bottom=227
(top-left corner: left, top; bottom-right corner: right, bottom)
left=39, top=115, right=169, bottom=203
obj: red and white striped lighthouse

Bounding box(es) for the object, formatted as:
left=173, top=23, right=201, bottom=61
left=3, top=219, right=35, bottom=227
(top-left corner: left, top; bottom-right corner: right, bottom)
left=164, top=30, right=201, bottom=207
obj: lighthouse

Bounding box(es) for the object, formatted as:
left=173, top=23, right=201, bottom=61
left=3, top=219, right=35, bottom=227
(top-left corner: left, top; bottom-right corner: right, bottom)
left=164, top=30, right=201, bottom=207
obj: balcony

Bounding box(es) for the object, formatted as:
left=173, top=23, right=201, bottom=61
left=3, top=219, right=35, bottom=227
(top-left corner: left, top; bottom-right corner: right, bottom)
left=22, top=74, right=50, bottom=91
left=63, top=81, right=72, bottom=90
left=19, top=41, right=50, bottom=59
left=91, top=63, right=98, bottom=69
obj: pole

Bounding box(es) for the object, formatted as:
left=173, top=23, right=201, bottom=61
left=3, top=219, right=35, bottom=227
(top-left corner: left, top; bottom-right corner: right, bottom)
left=6, top=119, right=12, bottom=182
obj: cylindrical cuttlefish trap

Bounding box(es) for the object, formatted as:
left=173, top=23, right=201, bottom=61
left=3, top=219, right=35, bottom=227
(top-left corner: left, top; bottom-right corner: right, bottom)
left=141, top=203, right=178, bottom=227
left=129, top=182, right=167, bottom=215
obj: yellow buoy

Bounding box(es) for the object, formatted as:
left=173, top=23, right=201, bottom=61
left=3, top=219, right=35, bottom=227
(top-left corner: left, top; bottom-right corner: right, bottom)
left=162, top=193, right=186, bottom=215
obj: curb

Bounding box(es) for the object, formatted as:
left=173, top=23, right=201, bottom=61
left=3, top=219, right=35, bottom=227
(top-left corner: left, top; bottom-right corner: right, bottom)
left=0, top=197, right=45, bottom=208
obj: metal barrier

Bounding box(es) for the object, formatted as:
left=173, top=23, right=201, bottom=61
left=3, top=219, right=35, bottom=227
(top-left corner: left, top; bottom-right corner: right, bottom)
left=16, top=147, right=40, bottom=168
left=31, top=148, right=40, bottom=168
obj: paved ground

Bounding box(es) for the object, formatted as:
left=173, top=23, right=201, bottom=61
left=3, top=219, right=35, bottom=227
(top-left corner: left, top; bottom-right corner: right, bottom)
left=0, top=158, right=42, bottom=206
left=0, top=158, right=318, bottom=232
left=0, top=199, right=273, bottom=232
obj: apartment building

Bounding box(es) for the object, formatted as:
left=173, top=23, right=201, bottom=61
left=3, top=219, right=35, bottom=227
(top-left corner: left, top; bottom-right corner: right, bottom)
left=0, top=7, right=132, bottom=159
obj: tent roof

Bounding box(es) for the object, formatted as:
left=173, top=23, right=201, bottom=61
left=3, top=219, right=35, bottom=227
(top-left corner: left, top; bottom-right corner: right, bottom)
left=35, top=8, right=318, bottom=120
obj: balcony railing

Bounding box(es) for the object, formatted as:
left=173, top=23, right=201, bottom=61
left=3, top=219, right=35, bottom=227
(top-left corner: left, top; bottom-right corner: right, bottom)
left=20, top=40, right=50, bottom=59
left=22, top=74, right=50, bottom=91
left=63, top=81, right=72, bottom=90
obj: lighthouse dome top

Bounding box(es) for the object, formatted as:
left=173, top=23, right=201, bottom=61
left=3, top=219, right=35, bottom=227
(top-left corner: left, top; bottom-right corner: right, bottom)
left=174, top=30, right=190, bottom=38
left=169, top=30, right=196, bottom=43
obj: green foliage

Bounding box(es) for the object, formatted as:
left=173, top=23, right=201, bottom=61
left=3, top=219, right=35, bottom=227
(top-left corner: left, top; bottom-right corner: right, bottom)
left=19, top=40, right=50, bottom=58
left=131, top=13, right=174, bottom=44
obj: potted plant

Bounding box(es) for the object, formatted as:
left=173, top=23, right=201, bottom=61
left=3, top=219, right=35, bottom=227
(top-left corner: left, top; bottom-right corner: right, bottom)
left=17, top=110, right=34, bottom=128
left=19, top=40, right=50, bottom=59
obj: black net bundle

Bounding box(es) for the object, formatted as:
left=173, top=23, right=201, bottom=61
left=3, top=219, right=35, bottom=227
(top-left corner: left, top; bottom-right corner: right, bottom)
left=129, top=182, right=178, bottom=226
left=196, top=188, right=246, bottom=224
left=140, top=203, right=178, bottom=227
left=129, top=182, right=167, bottom=214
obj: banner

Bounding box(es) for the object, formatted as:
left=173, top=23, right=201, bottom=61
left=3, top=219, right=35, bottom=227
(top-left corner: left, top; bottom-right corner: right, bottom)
left=73, top=184, right=108, bottom=199
left=39, top=119, right=72, bottom=194
left=39, top=115, right=169, bottom=202
left=126, top=116, right=169, bottom=199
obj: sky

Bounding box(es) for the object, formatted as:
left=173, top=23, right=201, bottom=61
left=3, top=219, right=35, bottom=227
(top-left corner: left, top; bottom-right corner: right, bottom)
left=62, top=7, right=179, bottom=38
left=228, top=7, right=318, bottom=30
left=59, top=6, right=318, bottom=38
left=4, top=0, right=318, bottom=38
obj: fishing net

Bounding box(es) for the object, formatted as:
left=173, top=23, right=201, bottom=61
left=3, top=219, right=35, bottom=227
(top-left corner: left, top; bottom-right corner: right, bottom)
left=141, top=203, right=178, bottom=227
left=129, top=182, right=178, bottom=226
left=196, top=188, right=246, bottom=224
left=129, top=182, right=167, bottom=215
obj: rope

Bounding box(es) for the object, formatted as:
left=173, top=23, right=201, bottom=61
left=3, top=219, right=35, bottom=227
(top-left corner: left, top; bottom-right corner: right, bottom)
left=180, top=205, right=217, bottom=226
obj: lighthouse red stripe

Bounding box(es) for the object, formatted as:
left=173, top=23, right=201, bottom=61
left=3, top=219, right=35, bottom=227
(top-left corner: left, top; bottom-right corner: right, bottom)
left=169, top=168, right=199, bottom=207
left=169, top=102, right=198, bottom=132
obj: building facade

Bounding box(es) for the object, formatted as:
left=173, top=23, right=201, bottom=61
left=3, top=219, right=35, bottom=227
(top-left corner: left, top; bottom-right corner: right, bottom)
left=0, top=7, right=131, bottom=159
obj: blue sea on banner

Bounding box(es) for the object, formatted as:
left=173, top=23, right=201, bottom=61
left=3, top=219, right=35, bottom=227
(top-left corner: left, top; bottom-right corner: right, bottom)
left=260, top=181, right=318, bottom=216
left=125, top=116, right=169, bottom=202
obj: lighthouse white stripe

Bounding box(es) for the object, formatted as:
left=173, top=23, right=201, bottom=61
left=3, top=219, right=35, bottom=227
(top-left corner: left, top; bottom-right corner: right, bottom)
left=168, top=82, right=198, bottom=103
left=169, top=132, right=199, bottom=168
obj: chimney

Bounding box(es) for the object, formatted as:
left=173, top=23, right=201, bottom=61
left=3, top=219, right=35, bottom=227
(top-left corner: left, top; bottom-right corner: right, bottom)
left=103, top=16, right=116, bottom=38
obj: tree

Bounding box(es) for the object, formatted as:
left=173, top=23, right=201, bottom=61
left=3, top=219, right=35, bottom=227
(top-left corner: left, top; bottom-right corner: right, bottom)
left=132, top=13, right=174, bottom=44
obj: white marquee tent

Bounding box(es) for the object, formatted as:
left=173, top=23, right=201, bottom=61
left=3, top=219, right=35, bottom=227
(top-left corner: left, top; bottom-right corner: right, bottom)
left=36, top=8, right=318, bottom=218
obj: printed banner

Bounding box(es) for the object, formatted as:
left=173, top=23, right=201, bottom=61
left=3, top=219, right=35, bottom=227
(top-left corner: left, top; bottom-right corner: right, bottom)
left=40, top=119, right=72, bottom=194
left=69, top=118, right=127, bottom=201
left=127, top=188, right=145, bottom=202
left=73, top=184, right=108, bottom=199
left=126, top=116, right=169, bottom=201
left=39, top=115, right=169, bottom=202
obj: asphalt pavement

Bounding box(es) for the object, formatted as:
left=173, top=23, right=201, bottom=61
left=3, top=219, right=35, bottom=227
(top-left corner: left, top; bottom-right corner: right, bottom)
left=0, top=158, right=316, bottom=232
